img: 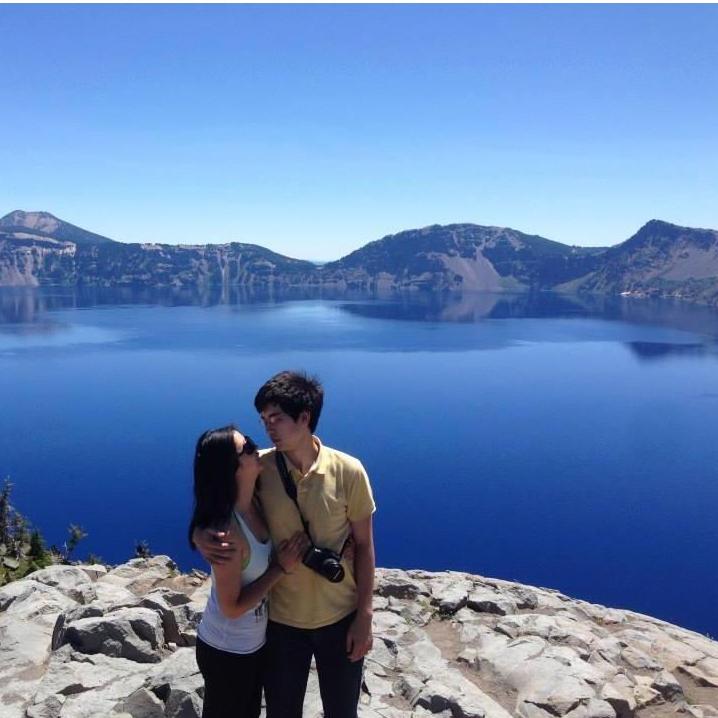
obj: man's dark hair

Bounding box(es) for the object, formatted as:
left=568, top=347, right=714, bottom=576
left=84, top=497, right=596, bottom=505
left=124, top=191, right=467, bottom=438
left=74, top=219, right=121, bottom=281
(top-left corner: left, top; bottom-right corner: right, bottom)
left=254, top=371, right=324, bottom=432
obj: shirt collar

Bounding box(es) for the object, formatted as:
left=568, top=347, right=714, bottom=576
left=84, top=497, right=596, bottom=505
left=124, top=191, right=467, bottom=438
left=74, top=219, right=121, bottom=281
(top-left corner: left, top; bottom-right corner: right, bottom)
left=285, top=435, right=327, bottom=477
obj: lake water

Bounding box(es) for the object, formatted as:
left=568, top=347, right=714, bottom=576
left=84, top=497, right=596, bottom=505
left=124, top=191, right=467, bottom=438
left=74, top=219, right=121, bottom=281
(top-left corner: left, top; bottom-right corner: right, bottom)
left=1, top=286, right=717, bottom=637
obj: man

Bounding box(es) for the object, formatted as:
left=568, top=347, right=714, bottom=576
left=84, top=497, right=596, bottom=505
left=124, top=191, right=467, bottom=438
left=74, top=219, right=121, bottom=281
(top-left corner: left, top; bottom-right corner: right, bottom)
left=194, top=371, right=376, bottom=718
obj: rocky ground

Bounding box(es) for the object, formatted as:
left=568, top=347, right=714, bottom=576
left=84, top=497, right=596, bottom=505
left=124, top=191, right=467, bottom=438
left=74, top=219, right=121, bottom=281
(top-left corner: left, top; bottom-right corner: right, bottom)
left=1, top=557, right=716, bottom=718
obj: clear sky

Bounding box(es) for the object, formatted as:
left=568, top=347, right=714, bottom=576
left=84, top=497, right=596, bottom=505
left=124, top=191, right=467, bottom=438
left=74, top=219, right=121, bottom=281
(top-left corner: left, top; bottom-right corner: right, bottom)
left=1, top=4, right=717, bottom=260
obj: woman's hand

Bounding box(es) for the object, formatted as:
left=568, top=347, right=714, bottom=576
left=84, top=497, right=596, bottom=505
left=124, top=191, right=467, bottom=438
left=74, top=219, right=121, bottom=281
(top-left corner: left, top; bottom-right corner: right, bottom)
left=276, top=531, right=309, bottom=573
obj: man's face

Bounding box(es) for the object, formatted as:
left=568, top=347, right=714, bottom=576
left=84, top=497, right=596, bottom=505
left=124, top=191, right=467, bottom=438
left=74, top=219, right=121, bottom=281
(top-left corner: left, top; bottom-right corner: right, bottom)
left=260, top=403, right=311, bottom=451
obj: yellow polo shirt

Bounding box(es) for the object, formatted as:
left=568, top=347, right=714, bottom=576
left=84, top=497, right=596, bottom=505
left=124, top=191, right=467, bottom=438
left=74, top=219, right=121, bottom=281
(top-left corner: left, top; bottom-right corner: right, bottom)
left=257, top=438, right=376, bottom=629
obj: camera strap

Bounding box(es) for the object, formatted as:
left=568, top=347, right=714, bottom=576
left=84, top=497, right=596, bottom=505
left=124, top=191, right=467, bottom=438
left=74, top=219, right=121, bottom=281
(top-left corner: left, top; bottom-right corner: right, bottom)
left=274, top=451, right=349, bottom=558
left=275, top=451, right=312, bottom=537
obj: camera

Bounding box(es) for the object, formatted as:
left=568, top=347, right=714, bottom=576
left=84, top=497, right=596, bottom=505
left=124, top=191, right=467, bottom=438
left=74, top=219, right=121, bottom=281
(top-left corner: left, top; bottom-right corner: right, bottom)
left=274, top=452, right=345, bottom=583
left=302, top=544, right=345, bottom=583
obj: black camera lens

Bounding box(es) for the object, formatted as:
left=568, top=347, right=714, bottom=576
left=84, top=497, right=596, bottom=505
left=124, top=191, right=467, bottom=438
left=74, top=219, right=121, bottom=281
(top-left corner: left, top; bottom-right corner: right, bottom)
left=320, top=557, right=344, bottom=583
left=303, top=545, right=345, bottom=583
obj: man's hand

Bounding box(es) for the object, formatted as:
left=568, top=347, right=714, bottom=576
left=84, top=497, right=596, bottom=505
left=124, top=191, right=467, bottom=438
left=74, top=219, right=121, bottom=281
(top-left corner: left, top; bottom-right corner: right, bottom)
left=346, top=611, right=373, bottom=662
left=192, top=526, right=237, bottom=565
left=276, top=531, right=309, bottom=574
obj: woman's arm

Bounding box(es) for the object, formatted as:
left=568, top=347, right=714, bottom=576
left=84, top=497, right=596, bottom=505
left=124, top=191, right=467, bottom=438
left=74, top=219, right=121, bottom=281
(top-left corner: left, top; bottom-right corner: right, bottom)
left=212, top=531, right=307, bottom=620
left=213, top=559, right=284, bottom=619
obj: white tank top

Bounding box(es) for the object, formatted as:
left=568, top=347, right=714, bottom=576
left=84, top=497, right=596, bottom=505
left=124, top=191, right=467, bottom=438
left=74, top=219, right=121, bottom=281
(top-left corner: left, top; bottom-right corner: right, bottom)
left=197, top=510, right=272, bottom=654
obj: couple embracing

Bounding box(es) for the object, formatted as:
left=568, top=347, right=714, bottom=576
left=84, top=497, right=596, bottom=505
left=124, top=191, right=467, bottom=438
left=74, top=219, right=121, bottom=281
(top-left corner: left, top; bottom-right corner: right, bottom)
left=189, top=371, right=376, bottom=718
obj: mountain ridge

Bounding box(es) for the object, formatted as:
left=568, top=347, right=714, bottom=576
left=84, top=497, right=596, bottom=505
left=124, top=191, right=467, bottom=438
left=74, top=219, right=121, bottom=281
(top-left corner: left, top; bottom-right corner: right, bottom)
left=0, top=210, right=117, bottom=247
left=2, top=210, right=718, bottom=307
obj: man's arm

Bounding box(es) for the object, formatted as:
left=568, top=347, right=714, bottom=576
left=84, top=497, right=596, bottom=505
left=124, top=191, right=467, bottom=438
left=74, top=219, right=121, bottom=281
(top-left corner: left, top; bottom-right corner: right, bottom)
left=191, top=526, right=238, bottom=565
left=346, top=515, right=375, bottom=662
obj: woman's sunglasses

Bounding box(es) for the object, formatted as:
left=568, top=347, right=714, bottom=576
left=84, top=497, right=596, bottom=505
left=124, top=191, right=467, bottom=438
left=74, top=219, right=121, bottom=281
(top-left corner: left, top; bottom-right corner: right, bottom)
left=238, top=435, right=258, bottom=457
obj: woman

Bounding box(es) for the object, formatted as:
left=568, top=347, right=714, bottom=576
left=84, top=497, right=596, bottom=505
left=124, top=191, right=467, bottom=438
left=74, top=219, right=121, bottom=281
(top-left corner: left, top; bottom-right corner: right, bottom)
left=189, top=425, right=306, bottom=718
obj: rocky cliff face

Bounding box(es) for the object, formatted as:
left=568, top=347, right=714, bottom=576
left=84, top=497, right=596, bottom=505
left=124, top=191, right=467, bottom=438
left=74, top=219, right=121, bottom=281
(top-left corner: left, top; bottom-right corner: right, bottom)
left=2, top=211, right=718, bottom=308
left=319, top=224, right=604, bottom=292
left=1, top=557, right=716, bottom=718
left=558, top=220, right=718, bottom=306
left=0, top=212, right=317, bottom=289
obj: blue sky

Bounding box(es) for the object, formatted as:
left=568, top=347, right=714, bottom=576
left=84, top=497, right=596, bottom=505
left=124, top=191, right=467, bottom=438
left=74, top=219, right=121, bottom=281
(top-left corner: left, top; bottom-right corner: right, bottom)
left=1, top=4, right=717, bottom=260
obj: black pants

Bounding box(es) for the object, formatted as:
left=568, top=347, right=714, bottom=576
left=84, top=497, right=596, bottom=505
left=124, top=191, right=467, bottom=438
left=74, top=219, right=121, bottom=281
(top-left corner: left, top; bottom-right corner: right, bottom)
left=196, top=636, right=265, bottom=718
left=264, top=612, right=364, bottom=718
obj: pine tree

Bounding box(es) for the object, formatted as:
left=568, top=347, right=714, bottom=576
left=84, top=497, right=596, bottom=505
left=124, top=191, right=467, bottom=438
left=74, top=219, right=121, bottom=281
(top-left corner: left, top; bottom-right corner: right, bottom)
left=0, top=479, right=11, bottom=547
left=29, top=529, right=46, bottom=560
left=0, top=479, right=55, bottom=585
left=10, top=511, right=27, bottom=558
left=135, top=540, right=153, bottom=559
left=65, top=524, right=88, bottom=560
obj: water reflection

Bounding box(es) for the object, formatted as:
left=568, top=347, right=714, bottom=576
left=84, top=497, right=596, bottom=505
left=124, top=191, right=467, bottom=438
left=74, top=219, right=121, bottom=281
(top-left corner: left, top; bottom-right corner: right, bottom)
left=0, top=290, right=70, bottom=338
left=0, top=285, right=381, bottom=324
left=337, top=291, right=593, bottom=322
left=337, top=291, right=718, bottom=357
left=626, top=341, right=715, bottom=360
left=2, top=287, right=718, bottom=361
left=338, top=290, right=718, bottom=333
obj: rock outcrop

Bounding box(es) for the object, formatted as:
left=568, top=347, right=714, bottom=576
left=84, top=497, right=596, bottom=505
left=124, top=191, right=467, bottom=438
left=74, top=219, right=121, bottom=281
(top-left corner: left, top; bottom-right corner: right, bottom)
left=557, top=220, right=718, bottom=306
left=0, top=212, right=318, bottom=289
left=1, top=557, right=717, bottom=718
left=319, top=224, right=603, bottom=292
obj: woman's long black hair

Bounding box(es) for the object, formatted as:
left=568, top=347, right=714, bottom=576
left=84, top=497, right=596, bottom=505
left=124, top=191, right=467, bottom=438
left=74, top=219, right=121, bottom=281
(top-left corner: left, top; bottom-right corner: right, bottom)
left=188, top=425, right=240, bottom=549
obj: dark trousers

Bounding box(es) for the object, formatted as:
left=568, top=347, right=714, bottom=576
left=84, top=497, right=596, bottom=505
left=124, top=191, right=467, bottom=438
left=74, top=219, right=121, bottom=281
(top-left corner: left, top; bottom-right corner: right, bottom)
left=264, top=611, right=364, bottom=718
left=196, top=637, right=265, bottom=718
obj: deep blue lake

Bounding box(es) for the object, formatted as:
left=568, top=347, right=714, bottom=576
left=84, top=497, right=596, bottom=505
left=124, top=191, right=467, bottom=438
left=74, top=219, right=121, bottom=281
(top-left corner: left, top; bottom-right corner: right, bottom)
left=1, top=286, right=717, bottom=637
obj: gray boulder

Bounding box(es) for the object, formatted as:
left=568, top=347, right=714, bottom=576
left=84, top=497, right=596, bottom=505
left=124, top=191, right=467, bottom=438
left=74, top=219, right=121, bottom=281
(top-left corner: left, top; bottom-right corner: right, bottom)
left=1, top=561, right=718, bottom=718
left=29, top=566, right=97, bottom=605
left=61, top=606, right=165, bottom=663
